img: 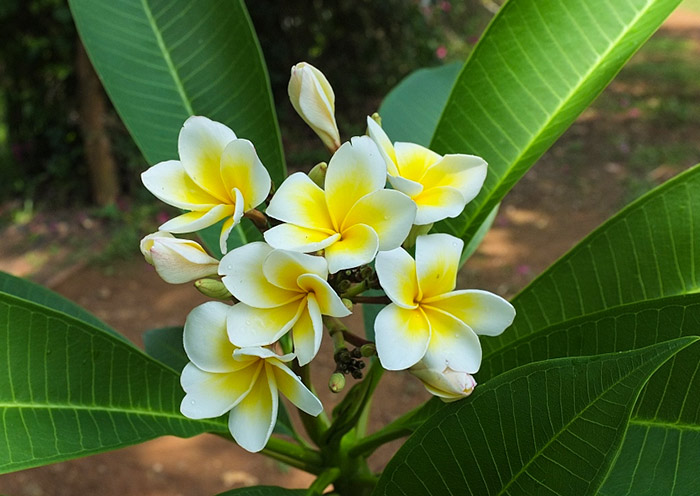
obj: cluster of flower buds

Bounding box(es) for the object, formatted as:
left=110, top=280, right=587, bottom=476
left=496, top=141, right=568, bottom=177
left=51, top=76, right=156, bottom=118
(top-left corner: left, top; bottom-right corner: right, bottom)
left=139, top=62, right=515, bottom=452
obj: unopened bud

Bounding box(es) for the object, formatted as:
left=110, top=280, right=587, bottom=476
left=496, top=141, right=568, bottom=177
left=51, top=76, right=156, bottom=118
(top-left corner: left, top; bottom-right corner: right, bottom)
left=194, top=278, right=232, bottom=300
left=140, top=231, right=219, bottom=284
left=360, top=343, right=376, bottom=357
left=308, top=161, right=328, bottom=188
left=369, top=112, right=382, bottom=127
left=342, top=298, right=353, bottom=312
left=329, top=372, right=346, bottom=393
left=337, top=279, right=352, bottom=293
left=288, top=62, right=341, bottom=151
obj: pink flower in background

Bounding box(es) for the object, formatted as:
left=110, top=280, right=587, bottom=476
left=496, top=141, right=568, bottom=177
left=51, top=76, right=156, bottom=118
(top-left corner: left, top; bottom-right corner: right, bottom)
left=436, top=45, right=448, bottom=60
left=440, top=1, right=452, bottom=12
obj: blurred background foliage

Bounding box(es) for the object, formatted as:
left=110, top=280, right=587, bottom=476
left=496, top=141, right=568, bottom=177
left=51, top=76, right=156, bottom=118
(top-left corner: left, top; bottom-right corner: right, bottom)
left=0, top=0, right=491, bottom=212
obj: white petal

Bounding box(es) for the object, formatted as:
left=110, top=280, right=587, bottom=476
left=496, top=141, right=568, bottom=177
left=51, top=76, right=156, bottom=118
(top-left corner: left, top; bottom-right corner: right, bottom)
left=366, top=116, right=398, bottom=175
left=374, top=304, right=430, bottom=370
left=180, top=361, right=261, bottom=419
left=324, top=137, right=386, bottom=227
left=226, top=300, right=304, bottom=347
left=266, top=172, right=335, bottom=231
left=291, top=295, right=322, bottom=366
left=424, top=289, right=516, bottom=337
left=183, top=302, right=237, bottom=372
left=263, top=249, right=328, bottom=291
left=412, top=186, right=466, bottom=225
left=297, top=274, right=351, bottom=317
left=388, top=173, right=423, bottom=198
left=234, top=347, right=295, bottom=363
left=271, top=360, right=323, bottom=416
left=141, top=160, right=221, bottom=211
left=159, top=204, right=234, bottom=234
left=220, top=139, right=271, bottom=211
left=342, top=189, right=416, bottom=251
left=375, top=247, right=419, bottom=309
left=149, top=237, right=219, bottom=284
left=178, top=116, right=236, bottom=201
left=219, top=242, right=301, bottom=308
left=228, top=365, right=278, bottom=453
left=324, top=223, right=379, bottom=273
left=394, top=142, right=441, bottom=183
left=416, top=233, right=463, bottom=299
left=264, top=224, right=340, bottom=253
left=422, top=307, right=482, bottom=374
left=140, top=231, right=174, bottom=264
left=219, top=188, right=245, bottom=253
left=421, top=154, right=487, bottom=204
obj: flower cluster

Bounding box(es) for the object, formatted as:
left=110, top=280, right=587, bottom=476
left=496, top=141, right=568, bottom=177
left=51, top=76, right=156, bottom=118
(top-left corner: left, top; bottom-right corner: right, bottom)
left=140, top=62, right=515, bottom=451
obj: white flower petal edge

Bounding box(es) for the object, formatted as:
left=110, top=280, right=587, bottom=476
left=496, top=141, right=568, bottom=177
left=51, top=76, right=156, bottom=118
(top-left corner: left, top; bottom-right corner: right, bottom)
left=140, top=231, right=219, bottom=284
left=374, top=304, right=430, bottom=370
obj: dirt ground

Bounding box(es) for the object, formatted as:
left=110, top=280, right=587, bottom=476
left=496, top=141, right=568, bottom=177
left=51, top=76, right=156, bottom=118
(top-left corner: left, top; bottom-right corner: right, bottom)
left=1, top=8, right=699, bottom=496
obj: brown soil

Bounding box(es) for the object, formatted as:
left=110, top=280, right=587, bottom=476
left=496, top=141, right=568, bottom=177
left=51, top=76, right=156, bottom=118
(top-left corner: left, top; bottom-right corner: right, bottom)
left=1, top=8, right=699, bottom=496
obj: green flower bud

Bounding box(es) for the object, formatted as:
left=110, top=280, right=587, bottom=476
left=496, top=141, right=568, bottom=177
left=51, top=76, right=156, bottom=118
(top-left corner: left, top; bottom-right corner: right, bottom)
left=194, top=278, right=232, bottom=300
left=329, top=372, right=346, bottom=393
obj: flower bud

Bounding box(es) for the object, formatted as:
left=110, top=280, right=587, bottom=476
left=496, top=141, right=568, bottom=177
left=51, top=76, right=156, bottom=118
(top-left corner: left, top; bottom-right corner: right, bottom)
left=329, top=372, right=346, bottom=393
left=194, top=278, right=232, bottom=300
left=140, top=232, right=219, bottom=284
left=308, top=161, right=328, bottom=188
left=409, top=363, right=477, bottom=403
left=288, top=62, right=340, bottom=151
left=360, top=343, right=376, bottom=357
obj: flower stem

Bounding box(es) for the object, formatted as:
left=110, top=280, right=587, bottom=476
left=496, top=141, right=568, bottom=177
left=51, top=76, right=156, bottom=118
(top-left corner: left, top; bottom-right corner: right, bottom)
left=341, top=279, right=369, bottom=299
left=347, top=425, right=412, bottom=458
left=293, top=362, right=330, bottom=445
left=307, top=467, right=341, bottom=495
left=263, top=437, right=324, bottom=474
left=243, top=208, right=269, bottom=233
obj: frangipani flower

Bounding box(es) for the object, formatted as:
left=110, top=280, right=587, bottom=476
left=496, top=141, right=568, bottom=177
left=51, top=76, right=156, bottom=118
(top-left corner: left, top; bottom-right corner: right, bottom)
left=220, top=242, right=350, bottom=365
left=367, top=116, right=487, bottom=225
left=264, top=136, right=416, bottom=273
left=141, top=116, right=271, bottom=253
left=140, top=231, right=219, bottom=284
left=180, top=302, right=323, bottom=453
left=288, top=62, right=341, bottom=151
left=409, top=362, right=477, bottom=402
left=374, top=233, right=515, bottom=372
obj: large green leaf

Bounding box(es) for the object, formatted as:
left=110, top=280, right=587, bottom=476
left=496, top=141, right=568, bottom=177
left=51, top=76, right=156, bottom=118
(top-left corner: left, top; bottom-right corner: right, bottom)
left=0, top=271, right=117, bottom=338
left=480, top=165, right=700, bottom=491
left=431, top=0, right=681, bottom=243
left=374, top=339, right=696, bottom=496
left=68, top=0, right=286, bottom=185
left=379, top=62, right=462, bottom=146
left=0, top=293, right=226, bottom=473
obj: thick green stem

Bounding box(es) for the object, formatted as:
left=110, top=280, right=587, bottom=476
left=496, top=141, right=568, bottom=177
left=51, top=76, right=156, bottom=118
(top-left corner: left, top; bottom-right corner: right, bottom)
left=348, top=426, right=412, bottom=458
left=341, top=279, right=369, bottom=299
left=262, top=437, right=324, bottom=474
left=307, top=467, right=341, bottom=495
left=293, top=362, right=330, bottom=445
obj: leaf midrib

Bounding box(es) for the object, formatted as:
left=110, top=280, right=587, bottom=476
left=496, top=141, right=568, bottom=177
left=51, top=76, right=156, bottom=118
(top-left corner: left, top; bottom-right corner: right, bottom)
left=495, top=353, right=662, bottom=496
left=449, top=0, right=659, bottom=239
left=0, top=401, right=225, bottom=427
left=484, top=292, right=700, bottom=367
left=140, top=0, right=194, bottom=116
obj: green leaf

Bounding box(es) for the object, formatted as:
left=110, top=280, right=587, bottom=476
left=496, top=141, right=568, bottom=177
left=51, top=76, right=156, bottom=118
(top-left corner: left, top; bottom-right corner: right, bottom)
left=481, top=165, right=700, bottom=490
left=379, top=62, right=462, bottom=146
left=0, top=271, right=118, bottom=339
left=599, top=425, right=700, bottom=495
left=68, top=0, right=286, bottom=185
left=142, top=326, right=297, bottom=438
left=374, top=339, right=697, bottom=496
left=431, top=0, right=682, bottom=243
left=216, top=487, right=305, bottom=496
left=143, top=326, right=187, bottom=372
left=0, top=293, right=226, bottom=474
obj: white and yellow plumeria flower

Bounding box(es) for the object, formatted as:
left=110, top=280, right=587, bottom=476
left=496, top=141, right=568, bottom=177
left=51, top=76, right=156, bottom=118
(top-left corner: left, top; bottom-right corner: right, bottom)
left=142, top=116, right=271, bottom=253
left=180, top=302, right=323, bottom=453
left=288, top=62, right=341, bottom=151
left=140, top=231, right=219, bottom=284
left=374, top=233, right=515, bottom=372
left=220, top=242, right=350, bottom=366
left=409, top=361, right=477, bottom=403
left=264, top=136, right=416, bottom=273
left=366, top=116, right=487, bottom=225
